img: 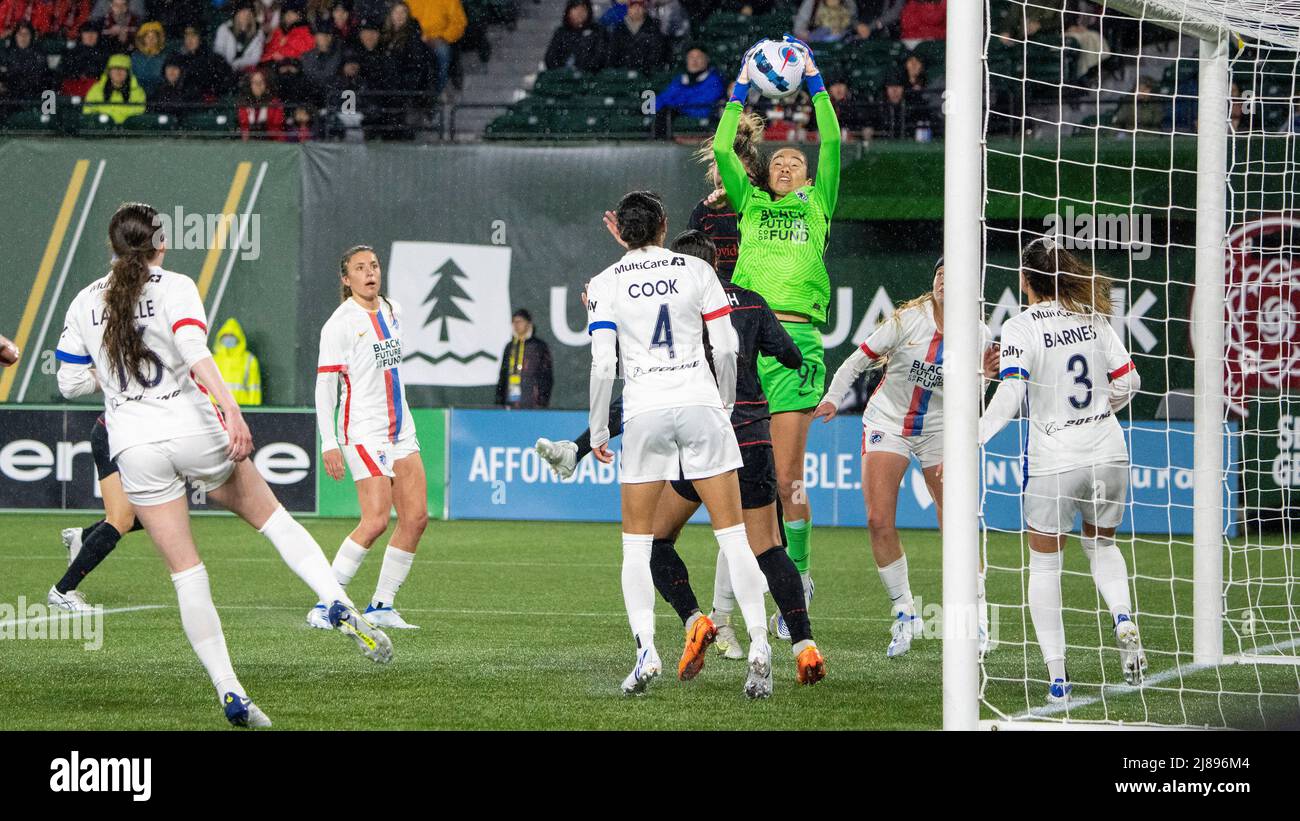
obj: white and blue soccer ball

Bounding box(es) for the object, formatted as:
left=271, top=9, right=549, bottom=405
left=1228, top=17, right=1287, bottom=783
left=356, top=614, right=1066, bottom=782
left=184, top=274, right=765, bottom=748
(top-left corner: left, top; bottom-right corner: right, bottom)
left=746, top=39, right=804, bottom=100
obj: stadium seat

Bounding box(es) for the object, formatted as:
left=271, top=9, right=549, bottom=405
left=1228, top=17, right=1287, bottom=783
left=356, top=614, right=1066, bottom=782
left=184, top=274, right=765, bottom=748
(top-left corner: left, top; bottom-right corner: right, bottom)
left=1, top=107, right=60, bottom=134
left=123, top=113, right=182, bottom=133
left=182, top=109, right=237, bottom=135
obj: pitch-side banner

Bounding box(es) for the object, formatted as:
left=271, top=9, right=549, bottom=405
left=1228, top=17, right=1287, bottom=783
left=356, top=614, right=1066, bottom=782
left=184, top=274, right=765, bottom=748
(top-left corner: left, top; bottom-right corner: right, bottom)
left=446, top=409, right=1237, bottom=534
left=0, top=407, right=317, bottom=513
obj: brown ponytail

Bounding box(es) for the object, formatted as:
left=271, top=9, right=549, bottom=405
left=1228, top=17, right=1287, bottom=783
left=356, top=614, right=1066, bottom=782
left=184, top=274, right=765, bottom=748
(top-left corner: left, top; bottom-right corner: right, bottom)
left=695, top=111, right=765, bottom=189
left=104, top=202, right=161, bottom=386
left=1021, top=237, right=1113, bottom=316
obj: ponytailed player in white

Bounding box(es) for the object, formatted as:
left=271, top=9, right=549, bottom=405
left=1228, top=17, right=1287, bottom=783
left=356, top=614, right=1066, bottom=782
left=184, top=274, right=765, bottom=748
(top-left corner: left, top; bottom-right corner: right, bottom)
left=979, top=237, right=1148, bottom=703
left=814, top=260, right=997, bottom=658
left=308, top=246, right=427, bottom=631
left=588, top=191, right=774, bottom=699
left=56, top=203, right=391, bottom=729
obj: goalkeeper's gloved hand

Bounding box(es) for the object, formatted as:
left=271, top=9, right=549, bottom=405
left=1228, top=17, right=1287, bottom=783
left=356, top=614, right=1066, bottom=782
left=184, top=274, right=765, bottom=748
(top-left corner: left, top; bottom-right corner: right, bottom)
left=731, top=41, right=762, bottom=104
left=783, top=33, right=826, bottom=95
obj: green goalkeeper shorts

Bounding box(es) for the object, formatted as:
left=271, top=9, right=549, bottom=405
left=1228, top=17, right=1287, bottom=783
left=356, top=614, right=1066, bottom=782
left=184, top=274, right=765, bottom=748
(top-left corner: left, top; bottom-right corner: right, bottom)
left=758, top=321, right=824, bottom=414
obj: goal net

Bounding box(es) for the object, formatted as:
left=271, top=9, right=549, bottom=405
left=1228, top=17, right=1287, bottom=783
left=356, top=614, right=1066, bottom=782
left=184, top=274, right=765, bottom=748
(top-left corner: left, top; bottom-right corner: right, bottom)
left=973, top=0, right=1300, bottom=728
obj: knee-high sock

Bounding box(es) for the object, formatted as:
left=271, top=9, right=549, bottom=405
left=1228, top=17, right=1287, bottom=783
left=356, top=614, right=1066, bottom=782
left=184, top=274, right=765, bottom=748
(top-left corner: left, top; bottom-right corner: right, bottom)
left=56, top=520, right=126, bottom=593
left=1080, top=536, right=1132, bottom=623
left=711, top=547, right=735, bottom=617
left=715, top=524, right=767, bottom=643
left=171, top=563, right=242, bottom=701
left=649, top=538, right=700, bottom=624
left=622, top=533, right=656, bottom=649
left=331, top=538, right=368, bottom=587
left=784, top=518, right=810, bottom=574
left=372, top=545, right=415, bottom=607
left=259, top=506, right=353, bottom=608
left=1028, top=550, right=1067, bottom=682
left=878, top=555, right=914, bottom=613
left=756, top=546, right=812, bottom=646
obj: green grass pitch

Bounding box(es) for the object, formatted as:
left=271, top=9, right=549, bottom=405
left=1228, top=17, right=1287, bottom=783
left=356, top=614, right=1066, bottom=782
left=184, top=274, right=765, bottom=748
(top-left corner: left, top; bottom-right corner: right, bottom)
left=0, top=514, right=1296, bottom=730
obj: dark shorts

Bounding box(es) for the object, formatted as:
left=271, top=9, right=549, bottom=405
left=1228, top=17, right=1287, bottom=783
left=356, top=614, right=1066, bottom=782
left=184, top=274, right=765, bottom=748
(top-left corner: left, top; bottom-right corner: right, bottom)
left=91, top=414, right=118, bottom=480
left=670, top=442, right=777, bottom=510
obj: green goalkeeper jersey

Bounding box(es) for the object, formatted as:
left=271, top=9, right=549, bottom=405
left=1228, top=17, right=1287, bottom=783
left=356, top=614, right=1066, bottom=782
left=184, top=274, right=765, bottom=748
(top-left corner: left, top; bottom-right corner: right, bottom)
left=713, top=92, right=841, bottom=324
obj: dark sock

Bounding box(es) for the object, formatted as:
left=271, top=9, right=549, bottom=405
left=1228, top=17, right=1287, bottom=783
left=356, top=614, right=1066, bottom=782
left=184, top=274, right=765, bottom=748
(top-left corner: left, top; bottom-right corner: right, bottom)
left=80, top=519, right=106, bottom=543
left=56, top=521, right=126, bottom=594
left=757, top=547, right=812, bottom=644
left=574, top=398, right=625, bottom=463
left=650, top=538, right=700, bottom=624
left=574, top=430, right=593, bottom=462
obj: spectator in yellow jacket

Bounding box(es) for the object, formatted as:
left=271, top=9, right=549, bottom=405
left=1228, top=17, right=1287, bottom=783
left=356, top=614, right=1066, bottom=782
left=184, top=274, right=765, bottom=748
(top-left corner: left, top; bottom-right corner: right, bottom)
left=212, top=317, right=263, bottom=405
left=406, top=0, right=465, bottom=97
left=82, top=53, right=146, bottom=124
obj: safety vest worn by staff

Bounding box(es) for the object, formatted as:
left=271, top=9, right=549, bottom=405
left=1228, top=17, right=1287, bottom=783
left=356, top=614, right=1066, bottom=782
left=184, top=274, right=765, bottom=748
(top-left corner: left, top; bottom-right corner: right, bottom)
left=212, top=317, right=262, bottom=405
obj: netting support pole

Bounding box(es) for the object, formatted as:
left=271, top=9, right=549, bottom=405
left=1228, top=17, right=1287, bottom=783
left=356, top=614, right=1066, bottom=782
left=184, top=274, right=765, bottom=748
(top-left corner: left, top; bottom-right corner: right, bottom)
left=941, top=0, right=982, bottom=730
left=1193, top=33, right=1229, bottom=667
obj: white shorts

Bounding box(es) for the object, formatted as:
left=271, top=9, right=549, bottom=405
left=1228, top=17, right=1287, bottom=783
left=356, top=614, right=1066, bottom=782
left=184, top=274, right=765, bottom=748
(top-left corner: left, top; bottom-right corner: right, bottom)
left=1023, top=463, right=1129, bottom=534
left=116, top=432, right=236, bottom=506
left=862, top=428, right=943, bottom=469
left=343, top=436, right=420, bottom=482
left=620, top=406, right=743, bottom=484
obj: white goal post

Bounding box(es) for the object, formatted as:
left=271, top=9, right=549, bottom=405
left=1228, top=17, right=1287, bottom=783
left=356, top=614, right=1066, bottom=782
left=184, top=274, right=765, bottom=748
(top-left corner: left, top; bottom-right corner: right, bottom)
left=943, top=0, right=1300, bottom=729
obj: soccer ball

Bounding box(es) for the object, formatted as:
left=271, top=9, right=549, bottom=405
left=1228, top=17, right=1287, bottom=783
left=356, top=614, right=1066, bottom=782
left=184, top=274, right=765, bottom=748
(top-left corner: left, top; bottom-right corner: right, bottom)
left=746, top=39, right=804, bottom=100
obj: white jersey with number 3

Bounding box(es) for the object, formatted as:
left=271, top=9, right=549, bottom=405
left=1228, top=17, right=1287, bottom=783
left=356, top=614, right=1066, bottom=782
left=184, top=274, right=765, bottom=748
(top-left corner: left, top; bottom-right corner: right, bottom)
left=585, top=246, right=733, bottom=421
left=997, top=300, right=1135, bottom=476
left=55, top=267, right=224, bottom=459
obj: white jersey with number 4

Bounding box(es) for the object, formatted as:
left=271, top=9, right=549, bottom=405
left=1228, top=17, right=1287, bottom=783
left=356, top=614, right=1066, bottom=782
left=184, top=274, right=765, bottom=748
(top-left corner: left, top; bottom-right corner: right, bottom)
left=585, top=246, right=733, bottom=421
left=56, top=267, right=224, bottom=459
left=996, top=300, right=1135, bottom=476
left=316, top=297, right=413, bottom=448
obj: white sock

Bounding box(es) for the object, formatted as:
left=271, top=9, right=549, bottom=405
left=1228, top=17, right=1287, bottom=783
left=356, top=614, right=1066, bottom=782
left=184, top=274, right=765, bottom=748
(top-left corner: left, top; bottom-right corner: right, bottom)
left=259, top=506, right=353, bottom=608
left=878, top=555, right=913, bottom=613
left=712, top=547, right=735, bottom=618
left=332, top=538, right=368, bottom=587
left=1028, top=550, right=1068, bottom=682
left=372, top=545, right=415, bottom=608
left=171, top=563, right=242, bottom=701
left=1080, top=536, right=1132, bottom=623
left=715, top=524, right=767, bottom=644
left=621, top=533, right=656, bottom=650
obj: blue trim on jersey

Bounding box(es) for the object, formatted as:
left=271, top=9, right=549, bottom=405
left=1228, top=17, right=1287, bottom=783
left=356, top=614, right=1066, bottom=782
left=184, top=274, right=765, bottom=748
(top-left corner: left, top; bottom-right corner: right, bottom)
left=1000, top=367, right=1029, bottom=380
left=588, top=321, right=617, bottom=335
left=55, top=349, right=92, bottom=365
left=375, top=308, right=404, bottom=439
left=905, top=339, right=943, bottom=436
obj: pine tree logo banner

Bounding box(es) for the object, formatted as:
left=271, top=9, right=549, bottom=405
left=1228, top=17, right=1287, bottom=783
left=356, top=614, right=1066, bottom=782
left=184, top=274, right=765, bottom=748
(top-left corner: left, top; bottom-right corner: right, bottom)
left=387, top=241, right=513, bottom=387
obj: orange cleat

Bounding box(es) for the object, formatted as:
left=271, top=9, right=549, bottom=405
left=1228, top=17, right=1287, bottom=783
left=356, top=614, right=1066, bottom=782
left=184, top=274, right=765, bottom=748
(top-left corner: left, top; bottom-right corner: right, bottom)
left=796, top=644, right=826, bottom=685
left=677, top=614, right=717, bottom=681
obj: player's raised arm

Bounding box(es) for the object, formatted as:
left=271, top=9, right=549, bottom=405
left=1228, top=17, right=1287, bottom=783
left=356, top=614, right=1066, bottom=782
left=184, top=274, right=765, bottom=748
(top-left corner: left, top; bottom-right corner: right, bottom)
left=586, top=275, right=617, bottom=452
left=786, top=34, right=841, bottom=218
left=713, top=46, right=760, bottom=210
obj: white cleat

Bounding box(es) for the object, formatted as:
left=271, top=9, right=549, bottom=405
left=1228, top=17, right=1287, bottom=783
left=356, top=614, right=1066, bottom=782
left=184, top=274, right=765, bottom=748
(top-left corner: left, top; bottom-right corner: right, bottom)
left=327, top=601, right=394, bottom=664
left=744, top=640, right=773, bottom=700
left=364, top=603, right=419, bottom=629
left=1047, top=677, right=1072, bottom=703
left=886, top=610, right=924, bottom=658
left=306, top=603, right=332, bottom=630
left=712, top=613, right=745, bottom=660
left=621, top=646, right=662, bottom=696
left=534, top=438, right=578, bottom=480
left=62, top=527, right=83, bottom=567
left=47, top=586, right=94, bottom=612
left=1115, top=614, right=1148, bottom=685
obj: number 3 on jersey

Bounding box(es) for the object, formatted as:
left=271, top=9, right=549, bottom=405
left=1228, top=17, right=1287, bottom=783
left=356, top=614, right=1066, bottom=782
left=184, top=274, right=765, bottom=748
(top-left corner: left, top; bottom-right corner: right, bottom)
left=650, top=303, right=676, bottom=359
left=1067, top=353, right=1092, bottom=409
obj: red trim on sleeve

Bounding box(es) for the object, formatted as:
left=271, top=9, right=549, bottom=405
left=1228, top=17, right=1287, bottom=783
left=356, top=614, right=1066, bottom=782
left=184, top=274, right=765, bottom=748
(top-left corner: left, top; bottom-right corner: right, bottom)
left=355, top=444, right=382, bottom=478
left=340, top=372, right=351, bottom=446
left=317, top=365, right=345, bottom=373
left=860, top=342, right=880, bottom=359
left=702, top=306, right=733, bottom=321
left=172, top=318, right=207, bottom=334
left=1108, top=361, right=1135, bottom=381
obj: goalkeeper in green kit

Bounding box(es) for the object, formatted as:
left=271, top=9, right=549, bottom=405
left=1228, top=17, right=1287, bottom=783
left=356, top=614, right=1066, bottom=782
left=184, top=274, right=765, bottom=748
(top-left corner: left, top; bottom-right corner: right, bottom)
left=714, top=35, right=839, bottom=640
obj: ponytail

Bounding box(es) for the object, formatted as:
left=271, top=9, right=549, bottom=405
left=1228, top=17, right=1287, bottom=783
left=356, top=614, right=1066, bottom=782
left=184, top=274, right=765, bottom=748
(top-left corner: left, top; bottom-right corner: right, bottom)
left=1021, top=236, right=1113, bottom=316
left=104, top=203, right=161, bottom=386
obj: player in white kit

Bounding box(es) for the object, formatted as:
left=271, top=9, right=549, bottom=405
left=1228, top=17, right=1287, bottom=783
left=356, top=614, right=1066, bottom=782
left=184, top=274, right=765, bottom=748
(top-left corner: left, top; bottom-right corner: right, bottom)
left=979, top=237, right=1148, bottom=702
left=814, top=260, right=997, bottom=658
left=587, top=191, right=774, bottom=699
left=55, top=203, right=391, bottom=728
left=306, top=246, right=428, bottom=631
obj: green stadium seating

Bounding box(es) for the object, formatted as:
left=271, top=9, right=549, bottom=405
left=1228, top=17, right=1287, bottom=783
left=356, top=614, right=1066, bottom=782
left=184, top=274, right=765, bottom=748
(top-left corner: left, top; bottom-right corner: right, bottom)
left=2, top=107, right=61, bottom=134
left=77, top=112, right=125, bottom=134
left=182, top=109, right=237, bottom=134
left=123, top=112, right=182, bottom=132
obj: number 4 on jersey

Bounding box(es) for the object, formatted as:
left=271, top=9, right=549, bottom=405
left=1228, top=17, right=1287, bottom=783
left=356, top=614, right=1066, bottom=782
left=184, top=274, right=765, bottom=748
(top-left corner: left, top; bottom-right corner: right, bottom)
left=650, top=303, right=676, bottom=359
